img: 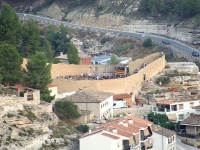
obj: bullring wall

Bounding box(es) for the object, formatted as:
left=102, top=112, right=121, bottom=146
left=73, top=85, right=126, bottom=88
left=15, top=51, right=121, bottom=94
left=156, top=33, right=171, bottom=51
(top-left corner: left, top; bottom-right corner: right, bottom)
left=52, top=53, right=165, bottom=94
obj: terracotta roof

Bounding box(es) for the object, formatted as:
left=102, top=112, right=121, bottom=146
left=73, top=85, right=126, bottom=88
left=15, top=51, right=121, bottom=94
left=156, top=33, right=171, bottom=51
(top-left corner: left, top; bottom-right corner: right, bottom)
left=156, top=101, right=175, bottom=105
left=80, top=116, right=153, bottom=139
left=101, top=132, right=120, bottom=139
left=68, top=90, right=113, bottom=103
left=180, top=114, right=200, bottom=126
left=192, top=106, right=200, bottom=109
left=47, top=84, right=58, bottom=88
left=12, top=84, right=25, bottom=91
left=113, top=93, right=131, bottom=100
left=152, top=125, right=176, bottom=138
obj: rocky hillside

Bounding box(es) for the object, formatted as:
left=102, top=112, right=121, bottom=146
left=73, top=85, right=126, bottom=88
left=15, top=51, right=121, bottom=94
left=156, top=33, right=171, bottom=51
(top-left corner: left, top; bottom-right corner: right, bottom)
left=5, top=0, right=200, bottom=51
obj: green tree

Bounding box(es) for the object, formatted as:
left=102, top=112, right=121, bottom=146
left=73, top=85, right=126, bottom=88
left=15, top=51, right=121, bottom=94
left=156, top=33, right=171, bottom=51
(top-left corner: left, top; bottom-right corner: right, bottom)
left=41, top=39, right=54, bottom=63
left=67, top=43, right=80, bottom=64
left=21, top=19, right=41, bottom=57
left=46, top=24, right=70, bottom=56
left=0, top=43, right=23, bottom=85
left=24, top=52, right=52, bottom=89
left=40, top=88, right=55, bottom=103
left=54, top=99, right=81, bottom=120
left=108, top=54, right=120, bottom=65
left=0, top=3, right=22, bottom=47
left=143, top=38, right=152, bottom=47
left=76, top=124, right=89, bottom=133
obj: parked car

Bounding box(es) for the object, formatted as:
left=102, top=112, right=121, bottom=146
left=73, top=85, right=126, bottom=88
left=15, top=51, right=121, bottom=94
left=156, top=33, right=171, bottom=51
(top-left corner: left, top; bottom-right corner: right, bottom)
left=177, top=129, right=186, bottom=135
left=113, top=100, right=128, bottom=109
left=162, top=40, right=170, bottom=45
left=192, top=51, right=199, bottom=57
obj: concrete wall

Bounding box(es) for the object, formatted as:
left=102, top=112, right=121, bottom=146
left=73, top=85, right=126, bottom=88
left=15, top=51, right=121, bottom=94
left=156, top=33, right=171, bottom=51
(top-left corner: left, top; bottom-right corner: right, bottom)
left=53, top=53, right=165, bottom=94
left=181, top=137, right=200, bottom=148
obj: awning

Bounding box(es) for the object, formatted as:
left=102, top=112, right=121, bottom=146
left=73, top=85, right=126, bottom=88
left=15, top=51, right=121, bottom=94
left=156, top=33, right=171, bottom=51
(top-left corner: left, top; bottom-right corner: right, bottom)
left=129, top=137, right=135, bottom=145
left=143, top=140, right=150, bottom=147
left=148, top=137, right=154, bottom=144
left=144, top=128, right=149, bottom=136
left=134, top=134, right=139, bottom=143
left=167, top=113, right=177, bottom=121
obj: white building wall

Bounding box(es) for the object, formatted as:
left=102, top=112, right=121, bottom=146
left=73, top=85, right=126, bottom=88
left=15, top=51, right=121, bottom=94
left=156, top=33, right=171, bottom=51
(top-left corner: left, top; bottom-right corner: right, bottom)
left=99, top=96, right=114, bottom=119
left=80, top=133, right=121, bottom=150
left=152, top=133, right=176, bottom=150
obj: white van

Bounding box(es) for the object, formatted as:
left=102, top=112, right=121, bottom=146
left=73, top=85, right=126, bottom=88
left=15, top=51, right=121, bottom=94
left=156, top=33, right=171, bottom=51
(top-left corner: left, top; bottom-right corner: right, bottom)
left=113, top=100, right=128, bottom=109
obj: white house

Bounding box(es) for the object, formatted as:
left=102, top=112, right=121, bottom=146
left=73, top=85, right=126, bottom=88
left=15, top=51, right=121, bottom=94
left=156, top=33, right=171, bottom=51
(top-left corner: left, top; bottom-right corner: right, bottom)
left=152, top=125, right=176, bottom=150
left=151, top=96, right=200, bottom=122
left=47, top=84, right=58, bottom=99
left=68, top=90, right=114, bottom=120
left=91, top=55, right=132, bottom=65
left=80, top=116, right=154, bottom=150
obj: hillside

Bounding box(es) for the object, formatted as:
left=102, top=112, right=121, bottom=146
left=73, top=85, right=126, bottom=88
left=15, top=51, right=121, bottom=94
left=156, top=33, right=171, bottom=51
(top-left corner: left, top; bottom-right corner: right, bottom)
left=4, top=0, right=200, bottom=51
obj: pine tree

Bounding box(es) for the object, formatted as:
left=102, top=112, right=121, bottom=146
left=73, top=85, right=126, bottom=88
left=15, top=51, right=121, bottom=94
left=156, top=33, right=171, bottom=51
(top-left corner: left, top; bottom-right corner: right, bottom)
left=21, top=19, right=41, bottom=57
left=0, top=3, right=22, bottom=47
left=0, top=43, right=23, bottom=85
left=24, top=52, right=52, bottom=89
left=67, top=43, right=80, bottom=64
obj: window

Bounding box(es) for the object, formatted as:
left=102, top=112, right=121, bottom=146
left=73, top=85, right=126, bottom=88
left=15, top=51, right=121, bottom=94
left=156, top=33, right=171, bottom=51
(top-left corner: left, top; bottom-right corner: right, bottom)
left=179, top=104, right=183, bottom=109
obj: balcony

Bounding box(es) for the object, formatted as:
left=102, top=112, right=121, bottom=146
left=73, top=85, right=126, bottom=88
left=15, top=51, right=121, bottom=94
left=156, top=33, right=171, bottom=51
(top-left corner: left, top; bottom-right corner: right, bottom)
left=115, top=70, right=125, bottom=75
left=181, top=133, right=200, bottom=139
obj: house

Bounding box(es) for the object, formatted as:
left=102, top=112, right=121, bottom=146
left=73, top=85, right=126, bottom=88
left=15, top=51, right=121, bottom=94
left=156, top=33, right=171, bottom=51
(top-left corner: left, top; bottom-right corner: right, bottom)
left=79, top=116, right=154, bottom=150
left=152, top=125, right=176, bottom=150
left=68, top=90, right=114, bottom=120
left=180, top=114, right=200, bottom=148
left=55, top=52, right=68, bottom=63
left=113, top=93, right=133, bottom=108
left=47, top=84, right=58, bottom=99
left=80, top=56, right=92, bottom=65
left=91, top=55, right=132, bottom=65
left=115, top=63, right=129, bottom=78
left=151, top=96, right=200, bottom=122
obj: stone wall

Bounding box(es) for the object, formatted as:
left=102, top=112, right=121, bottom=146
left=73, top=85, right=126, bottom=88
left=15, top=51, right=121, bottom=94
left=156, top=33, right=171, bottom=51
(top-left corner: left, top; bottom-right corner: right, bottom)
left=0, top=90, right=40, bottom=107
left=52, top=53, right=165, bottom=94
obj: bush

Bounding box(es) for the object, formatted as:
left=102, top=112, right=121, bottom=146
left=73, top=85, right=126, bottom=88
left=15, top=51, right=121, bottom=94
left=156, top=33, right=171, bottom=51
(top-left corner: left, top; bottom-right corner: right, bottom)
left=54, top=99, right=81, bottom=121
left=116, top=42, right=132, bottom=53
left=156, top=76, right=170, bottom=85
left=40, top=88, right=55, bottom=103
left=76, top=124, right=89, bottom=133
left=143, top=38, right=152, bottom=47
left=19, top=91, right=24, bottom=97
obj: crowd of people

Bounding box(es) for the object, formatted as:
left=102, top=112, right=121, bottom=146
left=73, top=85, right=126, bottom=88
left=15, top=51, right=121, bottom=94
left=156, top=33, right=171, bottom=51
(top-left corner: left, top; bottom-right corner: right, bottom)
left=134, top=62, right=148, bottom=74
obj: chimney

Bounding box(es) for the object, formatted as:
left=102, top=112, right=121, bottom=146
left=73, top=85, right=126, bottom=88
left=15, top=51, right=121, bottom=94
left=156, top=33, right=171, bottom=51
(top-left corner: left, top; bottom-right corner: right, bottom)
left=123, top=122, right=128, bottom=127
left=112, top=128, right=117, bottom=134
left=128, top=119, right=133, bottom=124
left=60, top=52, right=63, bottom=56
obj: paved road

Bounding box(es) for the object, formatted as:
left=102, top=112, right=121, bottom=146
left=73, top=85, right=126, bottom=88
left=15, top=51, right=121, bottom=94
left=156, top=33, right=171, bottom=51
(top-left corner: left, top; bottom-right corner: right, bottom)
left=17, top=13, right=199, bottom=56
left=176, top=135, right=198, bottom=150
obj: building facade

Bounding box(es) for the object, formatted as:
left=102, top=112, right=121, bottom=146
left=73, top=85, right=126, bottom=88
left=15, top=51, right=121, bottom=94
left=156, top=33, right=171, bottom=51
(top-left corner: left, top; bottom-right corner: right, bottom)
left=80, top=116, right=154, bottom=150
left=68, top=90, right=114, bottom=120
left=152, top=125, right=176, bottom=150
left=152, top=96, right=200, bottom=122
left=180, top=114, right=200, bottom=148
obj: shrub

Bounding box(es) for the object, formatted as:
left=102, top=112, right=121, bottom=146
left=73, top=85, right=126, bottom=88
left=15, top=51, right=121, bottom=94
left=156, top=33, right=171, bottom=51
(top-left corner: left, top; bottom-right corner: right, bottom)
left=116, top=42, right=132, bottom=53
left=143, top=38, right=152, bottom=47
left=156, top=76, right=170, bottom=85
left=54, top=99, right=81, bottom=121
left=19, top=91, right=24, bottom=97
left=76, top=124, right=89, bottom=133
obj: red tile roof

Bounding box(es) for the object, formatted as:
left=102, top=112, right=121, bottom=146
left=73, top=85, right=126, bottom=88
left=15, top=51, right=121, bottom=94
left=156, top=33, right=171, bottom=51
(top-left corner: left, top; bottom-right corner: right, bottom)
left=47, top=84, right=58, bottom=88
left=113, top=93, right=132, bottom=100
left=101, top=132, right=120, bottom=139
left=156, top=101, right=175, bottom=105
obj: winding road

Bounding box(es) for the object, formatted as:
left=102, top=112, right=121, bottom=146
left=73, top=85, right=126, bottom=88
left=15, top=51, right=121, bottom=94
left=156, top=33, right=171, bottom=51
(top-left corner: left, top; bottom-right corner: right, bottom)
left=18, top=13, right=199, bottom=57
